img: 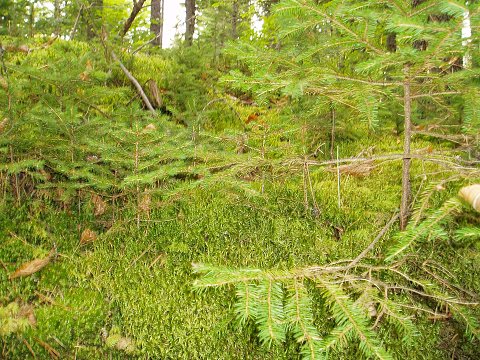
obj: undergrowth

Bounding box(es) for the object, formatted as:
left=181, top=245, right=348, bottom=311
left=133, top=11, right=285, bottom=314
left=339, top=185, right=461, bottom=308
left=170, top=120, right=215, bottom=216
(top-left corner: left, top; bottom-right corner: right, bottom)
left=0, top=38, right=479, bottom=359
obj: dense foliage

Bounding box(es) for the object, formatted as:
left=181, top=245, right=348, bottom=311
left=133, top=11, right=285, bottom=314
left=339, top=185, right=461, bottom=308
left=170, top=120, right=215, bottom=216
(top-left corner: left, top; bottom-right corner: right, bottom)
left=1, top=0, right=480, bottom=359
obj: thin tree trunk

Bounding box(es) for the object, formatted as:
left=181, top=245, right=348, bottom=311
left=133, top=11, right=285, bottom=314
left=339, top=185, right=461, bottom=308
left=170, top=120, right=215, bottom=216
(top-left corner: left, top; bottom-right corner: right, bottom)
left=28, top=1, right=35, bottom=38
left=120, top=0, right=148, bottom=38
left=400, top=65, right=412, bottom=230
left=185, top=0, right=196, bottom=46
left=150, top=0, right=164, bottom=47
left=232, top=0, right=239, bottom=39
left=70, top=4, right=84, bottom=40
left=462, top=4, right=472, bottom=68
left=54, top=0, right=61, bottom=35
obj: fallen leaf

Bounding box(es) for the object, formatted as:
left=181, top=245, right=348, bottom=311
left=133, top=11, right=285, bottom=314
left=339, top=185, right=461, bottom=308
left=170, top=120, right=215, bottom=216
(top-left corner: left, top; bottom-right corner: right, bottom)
left=0, top=75, right=8, bottom=90
left=79, top=71, right=89, bottom=81
left=18, top=304, right=36, bottom=326
left=80, top=229, right=97, bottom=245
left=91, top=194, right=106, bottom=216
left=138, top=193, right=151, bottom=213
left=0, top=118, right=8, bottom=133
left=9, top=249, right=55, bottom=280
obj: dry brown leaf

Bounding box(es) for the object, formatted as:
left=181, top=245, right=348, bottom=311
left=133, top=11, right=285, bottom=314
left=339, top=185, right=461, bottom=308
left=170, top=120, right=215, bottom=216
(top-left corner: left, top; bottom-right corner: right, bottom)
left=9, top=249, right=54, bottom=280
left=91, top=193, right=106, bottom=216
left=138, top=193, right=151, bottom=213
left=0, top=75, right=8, bottom=90
left=80, top=229, right=97, bottom=245
left=18, top=304, right=36, bottom=326
left=327, top=160, right=375, bottom=177
left=0, top=118, right=8, bottom=133
left=79, top=71, right=89, bottom=81
left=459, top=184, right=480, bottom=212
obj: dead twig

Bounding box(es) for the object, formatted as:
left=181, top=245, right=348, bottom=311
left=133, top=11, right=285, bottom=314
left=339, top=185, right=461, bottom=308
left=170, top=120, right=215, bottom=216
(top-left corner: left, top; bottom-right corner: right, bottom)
left=110, top=50, right=156, bottom=113
left=346, top=213, right=400, bottom=270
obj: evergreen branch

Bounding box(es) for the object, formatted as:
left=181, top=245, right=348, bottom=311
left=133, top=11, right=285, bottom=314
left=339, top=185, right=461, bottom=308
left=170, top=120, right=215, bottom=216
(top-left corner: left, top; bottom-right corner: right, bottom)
left=286, top=0, right=385, bottom=55
left=318, top=280, right=393, bottom=360
left=346, top=212, right=399, bottom=270
left=448, top=303, right=480, bottom=340
left=385, top=197, right=462, bottom=262
left=256, top=280, right=287, bottom=347
left=317, top=323, right=354, bottom=358
left=285, top=280, right=321, bottom=359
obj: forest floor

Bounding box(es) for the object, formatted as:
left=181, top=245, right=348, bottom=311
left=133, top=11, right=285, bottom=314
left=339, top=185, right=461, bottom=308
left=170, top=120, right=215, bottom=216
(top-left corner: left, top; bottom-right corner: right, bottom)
left=2, top=134, right=480, bottom=359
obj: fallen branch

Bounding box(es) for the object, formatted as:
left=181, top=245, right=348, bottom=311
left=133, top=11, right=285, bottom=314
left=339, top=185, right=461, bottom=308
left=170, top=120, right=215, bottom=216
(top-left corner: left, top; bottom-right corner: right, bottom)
left=346, top=212, right=400, bottom=270
left=110, top=50, right=156, bottom=114
left=69, top=4, right=85, bottom=40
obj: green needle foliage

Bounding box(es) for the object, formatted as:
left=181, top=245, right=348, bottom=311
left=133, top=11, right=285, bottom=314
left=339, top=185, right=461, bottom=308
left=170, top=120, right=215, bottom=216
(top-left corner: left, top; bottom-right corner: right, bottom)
left=193, top=191, right=480, bottom=359
left=224, top=0, right=480, bottom=133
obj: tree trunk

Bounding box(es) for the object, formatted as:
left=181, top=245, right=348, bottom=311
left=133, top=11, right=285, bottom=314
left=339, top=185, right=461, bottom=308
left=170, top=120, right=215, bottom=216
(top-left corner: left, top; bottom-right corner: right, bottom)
left=120, top=0, right=147, bottom=38
left=185, top=0, right=196, bottom=46
left=54, top=0, right=61, bottom=35
left=400, top=65, right=412, bottom=230
left=28, top=1, right=34, bottom=38
left=150, top=0, right=164, bottom=47
left=232, top=0, right=239, bottom=39
left=462, top=6, right=472, bottom=68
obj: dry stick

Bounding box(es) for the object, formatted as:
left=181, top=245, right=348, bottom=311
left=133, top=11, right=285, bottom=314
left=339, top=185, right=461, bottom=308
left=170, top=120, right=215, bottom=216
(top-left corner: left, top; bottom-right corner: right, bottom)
left=132, top=33, right=163, bottom=54
left=400, top=65, right=412, bottom=230
left=110, top=50, right=156, bottom=114
left=120, top=0, right=148, bottom=37
left=69, top=3, right=85, bottom=40
left=336, top=146, right=341, bottom=209
left=346, top=212, right=400, bottom=270
left=22, top=339, right=36, bottom=358
left=330, top=104, right=336, bottom=160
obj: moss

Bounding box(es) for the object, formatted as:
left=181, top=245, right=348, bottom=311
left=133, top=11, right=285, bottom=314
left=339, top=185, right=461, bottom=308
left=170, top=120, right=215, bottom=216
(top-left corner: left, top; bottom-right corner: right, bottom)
left=1, top=134, right=479, bottom=359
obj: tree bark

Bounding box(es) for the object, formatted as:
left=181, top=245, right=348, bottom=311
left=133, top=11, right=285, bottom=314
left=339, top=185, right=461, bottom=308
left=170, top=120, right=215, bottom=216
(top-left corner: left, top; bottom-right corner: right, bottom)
left=185, top=0, right=196, bottom=46
left=28, top=1, right=35, bottom=38
left=232, top=0, right=239, bottom=39
left=120, top=0, right=148, bottom=38
left=150, top=0, right=164, bottom=47
left=54, top=0, right=61, bottom=35
left=400, top=65, right=412, bottom=230
left=462, top=6, right=472, bottom=68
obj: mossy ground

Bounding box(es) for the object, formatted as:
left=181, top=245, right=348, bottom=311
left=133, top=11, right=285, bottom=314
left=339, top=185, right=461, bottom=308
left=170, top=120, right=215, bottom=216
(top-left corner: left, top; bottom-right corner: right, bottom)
left=1, top=134, right=479, bottom=359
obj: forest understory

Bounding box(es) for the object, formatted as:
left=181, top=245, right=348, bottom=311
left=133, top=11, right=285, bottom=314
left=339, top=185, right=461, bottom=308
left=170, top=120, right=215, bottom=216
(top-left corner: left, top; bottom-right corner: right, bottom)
left=1, top=0, right=480, bottom=359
